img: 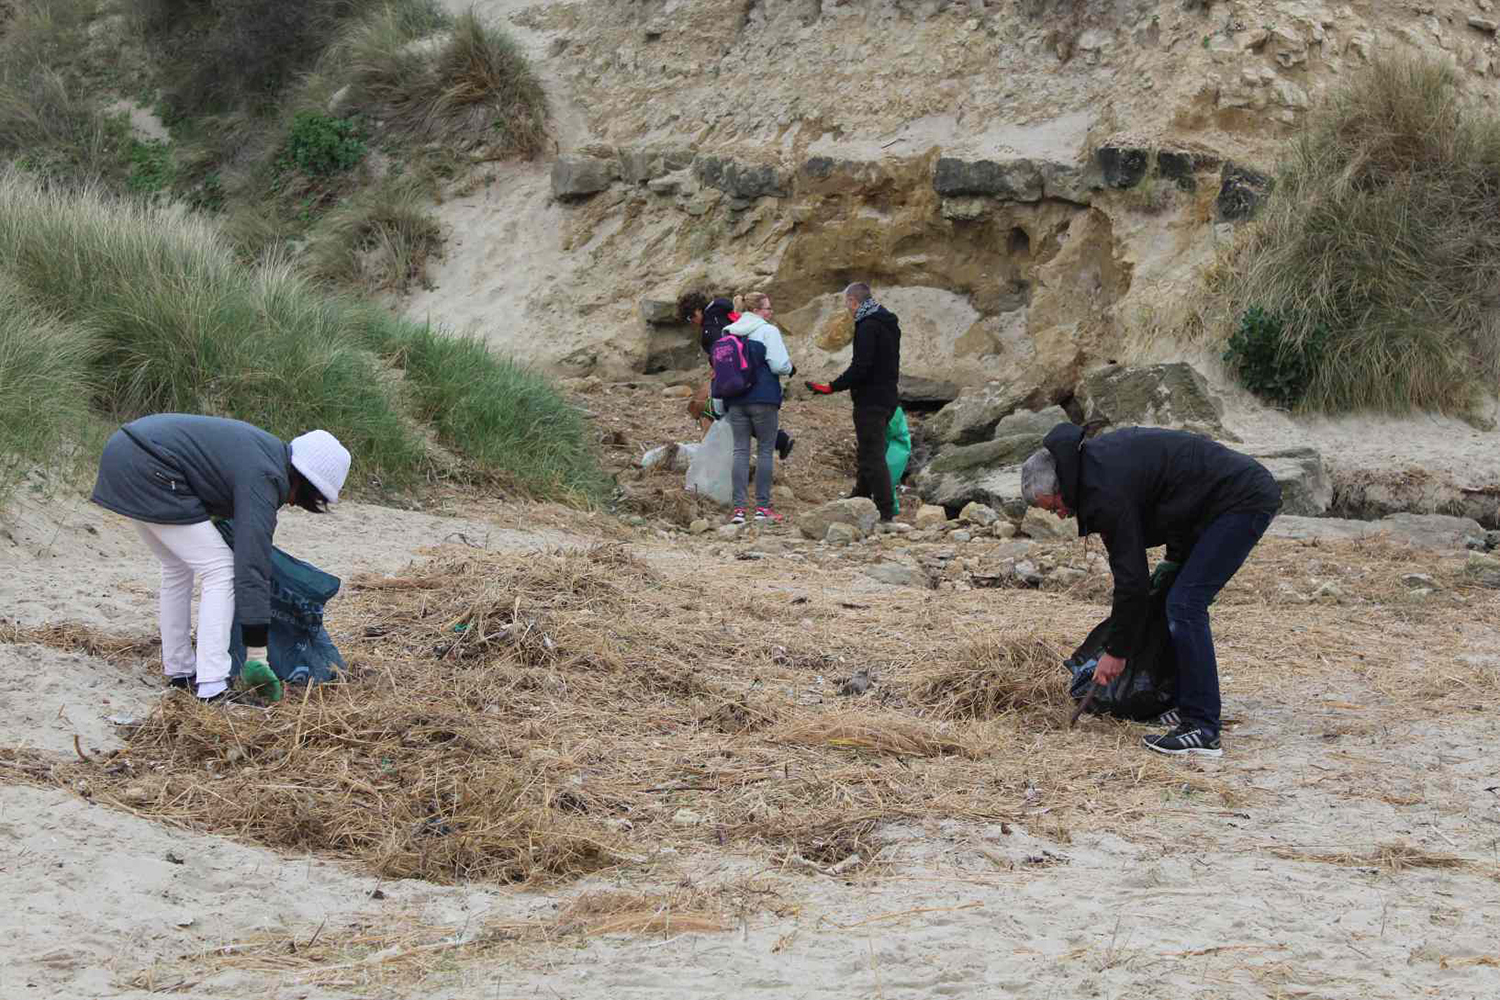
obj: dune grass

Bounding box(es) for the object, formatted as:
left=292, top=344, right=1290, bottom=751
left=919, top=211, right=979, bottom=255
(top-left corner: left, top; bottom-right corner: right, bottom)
left=355, top=314, right=612, bottom=502
left=304, top=174, right=445, bottom=293
left=1217, top=56, right=1500, bottom=414
left=324, top=4, right=547, bottom=156
left=0, top=168, right=605, bottom=504
left=0, top=0, right=131, bottom=188
left=0, top=280, right=97, bottom=502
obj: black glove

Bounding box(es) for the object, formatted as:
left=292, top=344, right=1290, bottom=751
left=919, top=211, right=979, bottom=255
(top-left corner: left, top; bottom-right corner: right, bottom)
left=1149, top=560, right=1181, bottom=595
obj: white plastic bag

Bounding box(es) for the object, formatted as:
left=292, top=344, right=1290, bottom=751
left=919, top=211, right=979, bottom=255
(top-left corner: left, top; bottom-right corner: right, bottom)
left=684, top=418, right=734, bottom=506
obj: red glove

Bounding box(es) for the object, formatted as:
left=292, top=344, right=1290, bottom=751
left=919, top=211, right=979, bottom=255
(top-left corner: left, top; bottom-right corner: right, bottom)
left=805, top=381, right=833, bottom=395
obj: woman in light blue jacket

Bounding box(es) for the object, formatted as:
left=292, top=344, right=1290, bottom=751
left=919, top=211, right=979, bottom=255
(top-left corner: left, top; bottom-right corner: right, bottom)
left=722, top=292, right=794, bottom=523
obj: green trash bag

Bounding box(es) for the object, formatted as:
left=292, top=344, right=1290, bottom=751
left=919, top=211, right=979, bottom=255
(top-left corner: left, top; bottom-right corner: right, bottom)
left=886, top=407, right=911, bottom=515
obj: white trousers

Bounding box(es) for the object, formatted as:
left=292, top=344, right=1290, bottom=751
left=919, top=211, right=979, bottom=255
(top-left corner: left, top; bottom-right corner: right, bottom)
left=133, top=520, right=234, bottom=695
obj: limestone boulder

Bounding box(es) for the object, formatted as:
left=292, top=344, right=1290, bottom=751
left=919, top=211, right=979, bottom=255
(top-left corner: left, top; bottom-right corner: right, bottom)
left=959, top=502, right=1000, bottom=526
left=897, top=375, right=961, bottom=409
left=926, top=382, right=1045, bottom=446
left=798, top=497, right=879, bottom=541
left=551, top=156, right=616, bottom=199
left=693, top=155, right=789, bottom=200
left=913, top=504, right=949, bottom=530
left=1080, top=363, right=1232, bottom=439
left=1377, top=513, right=1485, bottom=550
left=864, top=561, right=929, bottom=588
left=1020, top=507, right=1076, bottom=541
left=914, top=465, right=1025, bottom=519
left=1242, top=445, right=1331, bottom=516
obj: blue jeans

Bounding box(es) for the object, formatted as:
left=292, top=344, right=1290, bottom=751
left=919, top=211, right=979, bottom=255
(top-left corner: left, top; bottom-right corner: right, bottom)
left=1165, top=507, right=1275, bottom=736
left=728, top=403, right=778, bottom=508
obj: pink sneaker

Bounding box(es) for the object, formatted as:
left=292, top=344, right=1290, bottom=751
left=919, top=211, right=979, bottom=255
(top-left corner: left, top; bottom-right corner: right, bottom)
left=754, top=506, right=783, bottom=523
left=730, top=508, right=747, bottom=524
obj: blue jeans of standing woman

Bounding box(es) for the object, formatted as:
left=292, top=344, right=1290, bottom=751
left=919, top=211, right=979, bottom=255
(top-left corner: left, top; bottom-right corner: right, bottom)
left=728, top=403, right=778, bottom=509
left=1166, top=506, right=1276, bottom=737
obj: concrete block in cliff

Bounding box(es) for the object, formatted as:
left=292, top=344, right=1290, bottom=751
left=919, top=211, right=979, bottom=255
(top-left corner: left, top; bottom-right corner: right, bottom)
left=933, top=157, right=1043, bottom=202
left=551, top=156, right=616, bottom=199
left=1241, top=445, right=1331, bottom=516
left=1081, top=363, right=1231, bottom=439
left=693, top=156, right=789, bottom=200
left=1216, top=162, right=1273, bottom=222
left=1096, top=146, right=1218, bottom=191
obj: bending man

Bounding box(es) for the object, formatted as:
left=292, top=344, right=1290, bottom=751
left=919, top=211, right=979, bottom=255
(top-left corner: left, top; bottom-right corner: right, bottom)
left=1021, top=424, right=1280, bottom=757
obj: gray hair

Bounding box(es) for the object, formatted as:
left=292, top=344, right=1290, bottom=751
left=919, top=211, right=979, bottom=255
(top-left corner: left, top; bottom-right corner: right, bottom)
left=842, top=282, right=871, bottom=304
left=1020, top=448, right=1060, bottom=505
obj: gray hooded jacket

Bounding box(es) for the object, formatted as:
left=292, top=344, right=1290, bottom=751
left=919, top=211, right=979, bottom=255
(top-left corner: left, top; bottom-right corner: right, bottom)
left=92, top=414, right=292, bottom=628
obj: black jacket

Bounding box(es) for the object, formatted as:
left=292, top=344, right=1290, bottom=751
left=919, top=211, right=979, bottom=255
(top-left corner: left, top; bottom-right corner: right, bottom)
left=1044, top=423, right=1281, bottom=659
left=699, top=297, right=735, bottom=354
left=92, top=414, right=292, bottom=631
left=829, top=305, right=901, bottom=408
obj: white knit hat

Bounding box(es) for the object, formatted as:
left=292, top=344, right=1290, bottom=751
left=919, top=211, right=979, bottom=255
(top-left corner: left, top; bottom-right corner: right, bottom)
left=290, top=430, right=351, bottom=505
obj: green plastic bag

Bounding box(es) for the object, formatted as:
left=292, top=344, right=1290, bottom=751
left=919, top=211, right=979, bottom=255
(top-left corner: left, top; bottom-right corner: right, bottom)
left=886, top=407, right=911, bottom=515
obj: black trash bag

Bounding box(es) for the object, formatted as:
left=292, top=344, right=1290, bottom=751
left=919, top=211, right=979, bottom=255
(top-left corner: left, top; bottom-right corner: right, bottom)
left=213, top=519, right=346, bottom=685
left=1063, top=590, right=1177, bottom=721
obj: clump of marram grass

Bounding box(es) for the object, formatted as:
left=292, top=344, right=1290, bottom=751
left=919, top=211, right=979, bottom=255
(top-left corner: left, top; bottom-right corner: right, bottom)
left=305, top=174, right=445, bottom=293
left=0, top=282, right=96, bottom=501
left=327, top=6, right=547, bottom=156
left=1217, top=55, right=1500, bottom=414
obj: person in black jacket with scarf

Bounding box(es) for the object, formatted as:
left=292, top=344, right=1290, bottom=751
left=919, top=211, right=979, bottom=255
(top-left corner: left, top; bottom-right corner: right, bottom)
left=806, top=283, right=902, bottom=520
left=1021, top=423, right=1281, bottom=757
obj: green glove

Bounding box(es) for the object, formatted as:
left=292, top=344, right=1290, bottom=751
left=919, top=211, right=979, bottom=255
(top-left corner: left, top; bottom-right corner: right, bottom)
left=241, top=657, right=283, bottom=703
left=1149, top=560, right=1181, bottom=594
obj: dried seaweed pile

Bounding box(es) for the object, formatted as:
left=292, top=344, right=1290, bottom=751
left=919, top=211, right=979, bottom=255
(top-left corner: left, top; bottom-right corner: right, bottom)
left=3, top=543, right=1242, bottom=886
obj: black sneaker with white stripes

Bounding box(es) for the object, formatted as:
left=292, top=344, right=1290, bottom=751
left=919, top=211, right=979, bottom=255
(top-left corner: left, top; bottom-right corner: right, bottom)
left=1150, top=708, right=1181, bottom=728
left=1142, top=724, right=1222, bottom=758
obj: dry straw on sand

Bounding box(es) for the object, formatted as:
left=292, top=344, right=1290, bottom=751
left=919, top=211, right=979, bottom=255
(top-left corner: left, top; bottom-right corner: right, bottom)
left=1, top=543, right=1234, bottom=886
left=2, top=533, right=1494, bottom=893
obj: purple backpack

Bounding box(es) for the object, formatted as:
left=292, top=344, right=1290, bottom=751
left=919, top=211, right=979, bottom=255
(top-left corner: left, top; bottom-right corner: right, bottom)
left=709, top=333, right=757, bottom=400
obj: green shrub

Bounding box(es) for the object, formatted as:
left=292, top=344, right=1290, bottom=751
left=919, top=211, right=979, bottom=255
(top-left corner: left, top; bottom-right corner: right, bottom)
left=1218, top=56, right=1500, bottom=413
left=125, top=137, right=175, bottom=194
left=279, top=111, right=366, bottom=178
left=1222, top=307, right=1329, bottom=409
